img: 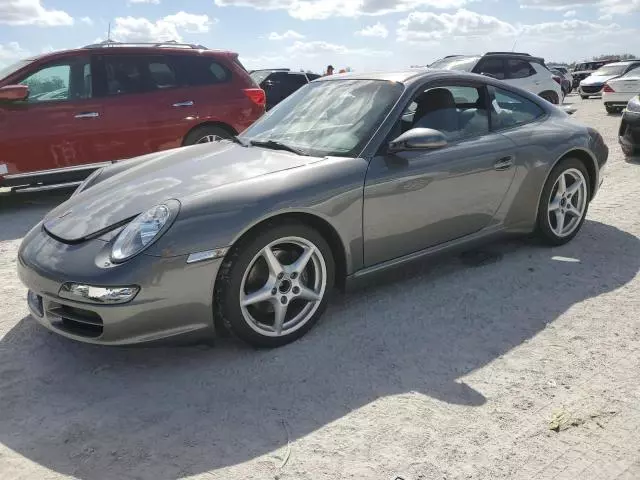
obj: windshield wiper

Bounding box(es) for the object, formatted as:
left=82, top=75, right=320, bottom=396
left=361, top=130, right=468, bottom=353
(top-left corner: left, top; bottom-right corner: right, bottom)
left=249, top=139, right=309, bottom=156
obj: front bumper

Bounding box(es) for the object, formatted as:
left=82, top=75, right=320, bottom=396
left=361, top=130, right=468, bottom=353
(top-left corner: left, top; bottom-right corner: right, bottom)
left=17, top=224, right=220, bottom=345
left=619, top=110, right=640, bottom=153
left=603, top=92, right=636, bottom=107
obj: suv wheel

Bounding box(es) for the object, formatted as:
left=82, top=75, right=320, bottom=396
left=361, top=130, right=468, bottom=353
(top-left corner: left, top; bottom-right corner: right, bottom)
left=605, top=105, right=617, bottom=114
left=184, top=125, right=233, bottom=146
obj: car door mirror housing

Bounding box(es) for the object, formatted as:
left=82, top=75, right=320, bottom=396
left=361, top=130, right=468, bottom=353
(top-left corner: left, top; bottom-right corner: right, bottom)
left=389, top=128, right=448, bottom=153
left=0, top=85, right=29, bottom=101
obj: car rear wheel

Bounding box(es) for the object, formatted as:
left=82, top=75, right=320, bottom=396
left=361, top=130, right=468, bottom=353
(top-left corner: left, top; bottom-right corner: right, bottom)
left=216, top=222, right=335, bottom=347
left=605, top=105, right=618, bottom=114
left=184, top=125, right=233, bottom=146
left=537, top=158, right=591, bottom=246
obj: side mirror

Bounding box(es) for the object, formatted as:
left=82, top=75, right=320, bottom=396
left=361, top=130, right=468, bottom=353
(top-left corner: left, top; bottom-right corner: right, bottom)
left=560, top=105, right=577, bottom=115
left=480, top=72, right=498, bottom=79
left=0, top=85, right=29, bottom=101
left=262, top=79, right=274, bottom=89
left=389, top=128, right=447, bottom=153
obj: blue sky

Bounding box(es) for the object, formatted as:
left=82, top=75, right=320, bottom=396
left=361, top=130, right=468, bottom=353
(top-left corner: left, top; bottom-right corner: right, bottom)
left=1, top=0, right=638, bottom=74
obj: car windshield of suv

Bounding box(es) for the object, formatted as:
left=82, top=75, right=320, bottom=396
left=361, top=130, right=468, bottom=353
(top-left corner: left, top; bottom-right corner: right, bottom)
left=249, top=70, right=273, bottom=85
left=429, top=56, right=481, bottom=72
left=240, top=79, right=404, bottom=157
left=594, top=65, right=627, bottom=76
left=0, top=59, right=33, bottom=80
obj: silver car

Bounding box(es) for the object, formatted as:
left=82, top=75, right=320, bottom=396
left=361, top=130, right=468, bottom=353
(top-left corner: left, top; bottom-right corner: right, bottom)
left=18, top=70, right=608, bottom=347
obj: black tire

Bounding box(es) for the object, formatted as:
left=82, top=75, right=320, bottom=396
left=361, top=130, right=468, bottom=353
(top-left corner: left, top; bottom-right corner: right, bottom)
left=605, top=105, right=617, bottom=114
left=580, top=95, right=589, bottom=100
left=536, top=158, right=591, bottom=246
left=215, top=222, right=335, bottom=348
left=183, top=125, right=233, bottom=146
left=540, top=91, right=559, bottom=105
left=621, top=143, right=637, bottom=157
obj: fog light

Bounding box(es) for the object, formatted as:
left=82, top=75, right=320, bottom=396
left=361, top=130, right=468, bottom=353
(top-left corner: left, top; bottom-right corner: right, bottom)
left=59, top=283, right=139, bottom=304
left=27, top=290, right=44, bottom=317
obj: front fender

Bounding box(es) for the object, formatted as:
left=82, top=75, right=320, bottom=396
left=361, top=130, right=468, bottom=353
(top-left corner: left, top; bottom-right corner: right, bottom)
left=146, top=157, right=369, bottom=275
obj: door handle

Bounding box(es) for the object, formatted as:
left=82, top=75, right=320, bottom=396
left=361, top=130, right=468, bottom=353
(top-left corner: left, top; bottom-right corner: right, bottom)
left=172, top=101, right=194, bottom=107
left=494, top=156, right=514, bottom=171
left=74, top=112, right=99, bottom=119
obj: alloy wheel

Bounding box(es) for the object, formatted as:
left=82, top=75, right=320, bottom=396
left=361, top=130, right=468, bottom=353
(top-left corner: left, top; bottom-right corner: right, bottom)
left=547, top=168, right=588, bottom=238
left=239, top=236, right=327, bottom=337
left=197, top=134, right=223, bottom=143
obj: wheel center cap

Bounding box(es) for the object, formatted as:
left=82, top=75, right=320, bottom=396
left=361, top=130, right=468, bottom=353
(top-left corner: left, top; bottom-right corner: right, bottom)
left=278, top=279, right=292, bottom=294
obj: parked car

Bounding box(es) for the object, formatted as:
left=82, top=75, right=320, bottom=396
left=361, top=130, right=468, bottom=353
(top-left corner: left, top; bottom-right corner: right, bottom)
left=551, top=69, right=572, bottom=96
left=0, top=41, right=265, bottom=189
left=549, top=65, right=573, bottom=88
left=249, top=68, right=321, bottom=110
left=579, top=60, right=640, bottom=100
left=619, top=95, right=640, bottom=157
left=18, top=69, right=607, bottom=348
left=429, top=52, right=563, bottom=104
left=602, top=68, right=640, bottom=113
left=571, top=59, right=620, bottom=89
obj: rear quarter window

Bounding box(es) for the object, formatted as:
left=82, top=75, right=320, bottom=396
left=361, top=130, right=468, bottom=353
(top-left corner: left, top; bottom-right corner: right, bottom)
left=178, top=55, right=232, bottom=86
left=491, top=86, right=545, bottom=130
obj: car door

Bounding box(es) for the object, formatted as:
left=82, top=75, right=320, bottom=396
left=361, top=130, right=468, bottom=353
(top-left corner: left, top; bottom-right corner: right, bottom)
left=0, top=55, right=104, bottom=176
left=90, top=53, right=156, bottom=161
left=362, top=82, right=517, bottom=267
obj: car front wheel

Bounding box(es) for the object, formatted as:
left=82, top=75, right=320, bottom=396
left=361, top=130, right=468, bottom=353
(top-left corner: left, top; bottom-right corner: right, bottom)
left=537, top=158, right=591, bottom=246
left=216, top=222, right=335, bottom=347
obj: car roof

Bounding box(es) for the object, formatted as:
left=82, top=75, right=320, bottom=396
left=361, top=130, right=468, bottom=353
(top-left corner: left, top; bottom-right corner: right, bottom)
left=603, top=60, right=640, bottom=66
left=26, top=45, right=237, bottom=62
left=314, top=69, right=489, bottom=85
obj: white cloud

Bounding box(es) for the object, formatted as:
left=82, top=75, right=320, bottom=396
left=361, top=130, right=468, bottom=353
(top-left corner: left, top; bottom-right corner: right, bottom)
left=563, top=9, right=576, bottom=16
left=519, top=18, right=621, bottom=39
left=80, top=16, right=93, bottom=26
left=41, top=45, right=55, bottom=53
left=268, top=30, right=305, bottom=40
left=0, top=41, right=29, bottom=64
left=519, top=0, right=640, bottom=15
left=286, top=40, right=390, bottom=57
left=599, top=13, right=613, bottom=20
left=355, top=22, right=389, bottom=38
left=397, top=9, right=517, bottom=44
left=214, top=0, right=472, bottom=20
left=0, top=0, right=73, bottom=26
left=112, top=11, right=214, bottom=42
left=129, top=0, right=161, bottom=4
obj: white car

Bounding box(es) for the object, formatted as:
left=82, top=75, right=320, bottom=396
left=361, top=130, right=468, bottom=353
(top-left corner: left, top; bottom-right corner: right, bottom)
left=429, top=52, right=564, bottom=104
left=602, top=69, right=640, bottom=113
left=579, top=60, right=640, bottom=100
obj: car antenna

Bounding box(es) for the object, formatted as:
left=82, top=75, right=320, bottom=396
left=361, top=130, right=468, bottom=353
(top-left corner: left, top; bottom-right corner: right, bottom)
left=107, top=21, right=112, bottom=42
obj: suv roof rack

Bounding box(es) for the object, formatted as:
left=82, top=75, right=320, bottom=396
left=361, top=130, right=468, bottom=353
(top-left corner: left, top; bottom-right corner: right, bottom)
left=485, top=51, right=532, bottom=57
left=83, top=40, right=208, bottom=50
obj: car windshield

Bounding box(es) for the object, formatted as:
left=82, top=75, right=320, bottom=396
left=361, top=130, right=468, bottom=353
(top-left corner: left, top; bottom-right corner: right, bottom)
left=249, top=70, right=272, bottom=85
left=0, top=59, right=33, bottom=80
left=429, top=56, right=480, bottom=72
left=621, top=68, right=640, bottom=78
left=239, top=79, right=404, bottom=157
left=595, top=65, right=627, bottom=76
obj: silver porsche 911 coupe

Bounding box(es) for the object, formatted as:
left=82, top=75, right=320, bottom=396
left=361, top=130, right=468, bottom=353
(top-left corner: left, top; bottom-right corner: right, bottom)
left=18, top=69, right=608, bottom=347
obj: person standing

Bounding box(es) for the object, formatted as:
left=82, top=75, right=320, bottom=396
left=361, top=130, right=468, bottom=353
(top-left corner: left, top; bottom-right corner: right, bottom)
left=325, top=65, right=334, bottom=76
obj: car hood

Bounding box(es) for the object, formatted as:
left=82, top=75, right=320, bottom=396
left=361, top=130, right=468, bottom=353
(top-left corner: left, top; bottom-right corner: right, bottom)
left=581, top=74, right=618, bottom=86
left=43, top=142, right=322, bottom=242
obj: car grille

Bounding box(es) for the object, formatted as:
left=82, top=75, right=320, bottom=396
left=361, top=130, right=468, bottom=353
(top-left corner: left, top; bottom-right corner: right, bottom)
left=581, top=85, right=602, bottom=94
left=47, top=303, right=104, bottom=338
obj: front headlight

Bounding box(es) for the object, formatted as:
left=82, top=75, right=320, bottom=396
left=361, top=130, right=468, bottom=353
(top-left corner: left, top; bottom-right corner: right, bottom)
left=71, top=167, right=104, bottom=198
left=111, top=201, right=180, bottom=263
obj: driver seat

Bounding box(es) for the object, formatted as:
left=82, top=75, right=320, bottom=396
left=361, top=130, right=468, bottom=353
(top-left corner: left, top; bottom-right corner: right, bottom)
left=412, top=88, right=459, bottom=134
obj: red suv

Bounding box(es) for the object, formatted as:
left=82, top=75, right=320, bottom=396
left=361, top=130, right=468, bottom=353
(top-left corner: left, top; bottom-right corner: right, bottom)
left=0, top=42, right=265, bottom=188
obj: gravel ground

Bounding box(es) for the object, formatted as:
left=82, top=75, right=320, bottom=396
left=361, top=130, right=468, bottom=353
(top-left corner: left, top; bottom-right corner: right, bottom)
left=1, top=95, right=639, bottom=480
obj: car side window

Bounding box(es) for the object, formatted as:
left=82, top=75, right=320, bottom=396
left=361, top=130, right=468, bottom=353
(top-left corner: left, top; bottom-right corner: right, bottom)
left=286, top=73, right=308, bottom=89
left=490, top=87, right=545, bottom=131
left=398, top=84, right=489, bottom=143
left=475, top=58, right=506, bottom=80
left=19, top=58, right=91, bottom=103
left=507, top=59, right=536, bottom=79
left=104, top=56, right=145, bottom=96
left=180, top=56, right=231, bottom=86
left=147, top=58, right=179, bottom=89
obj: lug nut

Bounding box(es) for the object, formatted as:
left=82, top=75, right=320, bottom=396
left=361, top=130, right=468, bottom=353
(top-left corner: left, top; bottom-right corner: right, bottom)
left=271, top=288, right=277, bottom=295
left=292, top=286, right=300, bottom=294
left=277, top=272, right=284, bottom=280
left=290, top=272, right=298, bottom=279
left=281, top=296, right=288, bottom=304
